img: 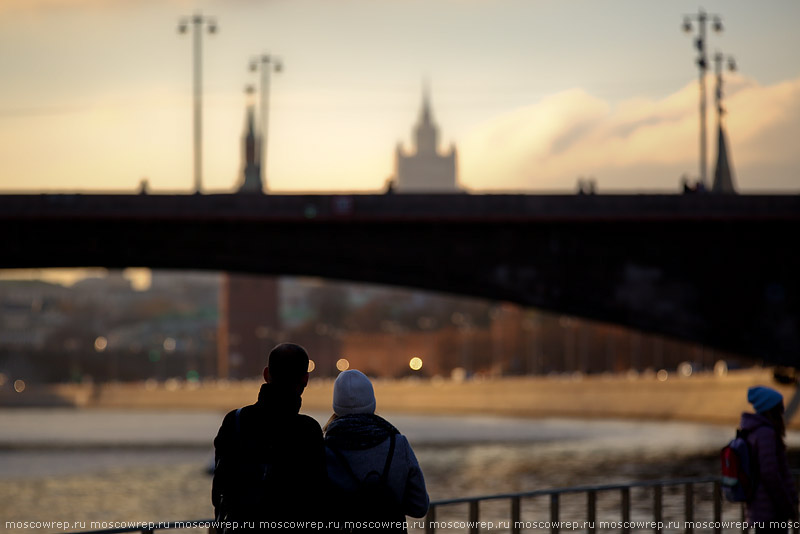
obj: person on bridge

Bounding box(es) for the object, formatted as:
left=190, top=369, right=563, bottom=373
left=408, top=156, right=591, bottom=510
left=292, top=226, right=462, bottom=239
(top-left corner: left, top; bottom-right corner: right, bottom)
left=211, top=343, right=327, bottom=532
left=323, top=369, right=429, bottom=532
left=741, top=385, right=798, bottom=533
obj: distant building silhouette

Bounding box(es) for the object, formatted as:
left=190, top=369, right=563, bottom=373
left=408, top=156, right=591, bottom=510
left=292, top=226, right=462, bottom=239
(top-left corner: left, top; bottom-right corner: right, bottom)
left=237, top=103, right=263, bottom=194
left=215, top=103, right=280, bottom=379
left=393, top=85, right=459, bottom=193
left=711, top=52, right=737, bottom=195
left=712, top=122, right=736, bottom=194
left=220, top=273, right=280, bottom=379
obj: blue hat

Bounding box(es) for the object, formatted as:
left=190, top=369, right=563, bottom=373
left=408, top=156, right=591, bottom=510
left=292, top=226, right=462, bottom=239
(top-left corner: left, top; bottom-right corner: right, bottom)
left=747, top=386, right=783, bottom=413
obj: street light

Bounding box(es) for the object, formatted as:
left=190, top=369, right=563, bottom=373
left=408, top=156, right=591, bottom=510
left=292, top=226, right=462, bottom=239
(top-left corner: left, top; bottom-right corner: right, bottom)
left=178, top=12, right=218, bottom=194
left=682, top=8, right=724, bottom=191
left=249, top=54, right=282, bottom=191
left=713, top=51, right=737, bottom=118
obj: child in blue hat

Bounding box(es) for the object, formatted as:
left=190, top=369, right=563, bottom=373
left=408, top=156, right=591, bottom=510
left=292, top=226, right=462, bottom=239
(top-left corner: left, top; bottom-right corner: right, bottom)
left=740, top=385, right=797, bottom=532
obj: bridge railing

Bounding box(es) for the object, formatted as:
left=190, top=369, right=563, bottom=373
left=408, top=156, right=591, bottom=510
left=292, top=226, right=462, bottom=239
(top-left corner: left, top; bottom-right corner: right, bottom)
left=63, top=474, right=800, bottom=534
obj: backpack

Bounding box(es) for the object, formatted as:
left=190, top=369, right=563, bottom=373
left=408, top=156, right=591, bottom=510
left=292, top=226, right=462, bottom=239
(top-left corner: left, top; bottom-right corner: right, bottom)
left=329, top=433, right=405, bottom=532
left=721, top=428, right=758, bottom=502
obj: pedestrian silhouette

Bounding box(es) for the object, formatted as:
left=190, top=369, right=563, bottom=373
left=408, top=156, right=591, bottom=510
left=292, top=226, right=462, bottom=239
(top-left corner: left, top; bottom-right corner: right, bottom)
left=324, top=369, right=429, bottom=532
left=212, top=343, right=326, bottom=533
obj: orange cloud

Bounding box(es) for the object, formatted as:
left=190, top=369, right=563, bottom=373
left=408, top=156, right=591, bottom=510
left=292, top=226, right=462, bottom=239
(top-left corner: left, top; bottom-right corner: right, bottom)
left=460, top=75, right=800, bottom=193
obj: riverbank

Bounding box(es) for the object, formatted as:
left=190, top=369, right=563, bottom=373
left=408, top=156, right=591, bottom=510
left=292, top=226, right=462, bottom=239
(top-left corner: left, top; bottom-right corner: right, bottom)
left=2, top=367, right=795, bottom=427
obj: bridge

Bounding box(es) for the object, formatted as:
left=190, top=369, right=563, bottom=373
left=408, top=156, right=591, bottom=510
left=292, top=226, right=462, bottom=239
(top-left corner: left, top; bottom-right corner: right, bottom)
left=1, top=193, right=798, bottom=366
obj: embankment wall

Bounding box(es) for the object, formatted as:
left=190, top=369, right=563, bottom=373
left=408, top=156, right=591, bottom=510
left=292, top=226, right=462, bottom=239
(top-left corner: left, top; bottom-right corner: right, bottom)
left=4, top=368, right=797, bottom=428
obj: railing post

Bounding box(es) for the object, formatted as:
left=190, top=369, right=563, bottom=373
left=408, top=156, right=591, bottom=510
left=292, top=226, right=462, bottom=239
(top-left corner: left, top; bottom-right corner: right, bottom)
left=685, top=483, right=694, bottom=534
left=740, top=503, right=747, bottom=534
left=794, top=474, right=800, bottom=534
left=587, top=490, right=597, bottom=534
left=654, top=485, right=663, bottom=534
left=511, top=496, right=521, bottom=534
left=621, top=487, right=630, bottom=534
left=469, top=500, right=479, bottom=534
left=713, top=480, right=722, bottom=534
left=551, top=493, right=560, bottom=534
left=426, top=504, right=436, bottom=534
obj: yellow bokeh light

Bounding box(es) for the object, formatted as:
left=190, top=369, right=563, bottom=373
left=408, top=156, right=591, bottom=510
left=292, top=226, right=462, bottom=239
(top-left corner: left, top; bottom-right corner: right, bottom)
left=163, top=337, right=176, bottom=352
left=409, top=357, right=423, bottom=371
left=336, top=358, right=350, bottom=372
left=94, top=336, right=108, bottom=352
left=14, top=379, right=26, bottom=393
left=308, top=360, right=316, bottom=373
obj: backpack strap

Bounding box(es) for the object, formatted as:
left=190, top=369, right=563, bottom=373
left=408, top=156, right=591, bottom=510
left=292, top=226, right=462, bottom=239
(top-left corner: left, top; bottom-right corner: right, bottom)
left=330, top=433, right=396, bottom=485
left=380, top=433, right=397, bottom=483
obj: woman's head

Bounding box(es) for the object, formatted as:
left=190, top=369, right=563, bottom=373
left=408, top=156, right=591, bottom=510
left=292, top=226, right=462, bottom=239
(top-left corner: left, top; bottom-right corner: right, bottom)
left=333, top=369, right=376, bottom=416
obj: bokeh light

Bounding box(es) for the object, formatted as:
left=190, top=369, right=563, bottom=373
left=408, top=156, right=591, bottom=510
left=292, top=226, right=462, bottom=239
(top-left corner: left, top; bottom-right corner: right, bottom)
left=94, top=336, right=108, bottom=352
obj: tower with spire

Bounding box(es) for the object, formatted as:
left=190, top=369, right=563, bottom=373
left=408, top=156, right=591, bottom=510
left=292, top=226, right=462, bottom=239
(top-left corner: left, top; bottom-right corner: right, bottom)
left=393, top=84, right=459, bottom=192
left=711, top=52, right=737, bottom=194
left=238, top=90, right=264, bottom=194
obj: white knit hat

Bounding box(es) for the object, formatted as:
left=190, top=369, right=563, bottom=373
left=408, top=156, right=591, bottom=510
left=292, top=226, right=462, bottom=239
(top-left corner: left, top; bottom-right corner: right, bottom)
left=333, top=369, right=376, bottom=415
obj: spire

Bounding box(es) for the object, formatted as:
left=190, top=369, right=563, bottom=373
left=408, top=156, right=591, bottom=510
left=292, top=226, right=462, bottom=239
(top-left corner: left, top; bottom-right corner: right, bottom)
left=421, top=78, right=432, bottom=125
left=712, top=122, right=736, bottom=194
left=711, top=52, right=736, bottom=194
left=414, top=80, right=438, bottom=155
left=238, top=104, right=263, bottom=194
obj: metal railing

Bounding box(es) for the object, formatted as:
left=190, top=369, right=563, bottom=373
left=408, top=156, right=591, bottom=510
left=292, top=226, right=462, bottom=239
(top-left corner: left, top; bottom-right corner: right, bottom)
left=64, top=474, right=800, bottom=534
left=425, top=476, right=730, bottom=534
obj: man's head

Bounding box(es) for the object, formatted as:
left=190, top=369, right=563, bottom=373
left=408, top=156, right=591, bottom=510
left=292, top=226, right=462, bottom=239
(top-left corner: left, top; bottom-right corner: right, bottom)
left=263, top=342, right=310, bottom=393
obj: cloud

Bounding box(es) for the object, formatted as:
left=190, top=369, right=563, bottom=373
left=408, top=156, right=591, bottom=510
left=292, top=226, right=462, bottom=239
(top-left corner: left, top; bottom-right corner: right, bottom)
left=0, top=0, right=185, bottom=15
left=460, top=75, right=800, bottom=193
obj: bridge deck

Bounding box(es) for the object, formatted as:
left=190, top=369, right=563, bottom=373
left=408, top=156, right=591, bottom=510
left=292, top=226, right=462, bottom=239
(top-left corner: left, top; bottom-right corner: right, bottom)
left=1, top=193, right=798, bottom=365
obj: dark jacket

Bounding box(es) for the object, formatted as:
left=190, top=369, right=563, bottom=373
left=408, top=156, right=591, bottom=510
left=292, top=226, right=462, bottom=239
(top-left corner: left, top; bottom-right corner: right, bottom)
left=740, top=412, right=798, bottom=524
left=212, top=383, right=327, bottom=529
left=324, top=413, right=429, bottom=528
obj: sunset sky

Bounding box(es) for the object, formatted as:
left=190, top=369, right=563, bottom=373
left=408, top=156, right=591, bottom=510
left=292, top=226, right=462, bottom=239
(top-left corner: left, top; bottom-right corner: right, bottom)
left=1, top=0, right=799, bottom=195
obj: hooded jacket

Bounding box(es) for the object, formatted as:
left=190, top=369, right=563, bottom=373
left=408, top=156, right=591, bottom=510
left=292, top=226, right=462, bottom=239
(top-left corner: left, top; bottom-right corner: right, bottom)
left=324, top=413, right=429, bottom=525
left=740, top=412, right=798, bottom=524
left=212, top=383, right=327, bottom=529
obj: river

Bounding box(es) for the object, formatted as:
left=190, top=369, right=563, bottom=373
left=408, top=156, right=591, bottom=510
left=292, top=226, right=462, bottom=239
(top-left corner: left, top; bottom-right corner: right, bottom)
left=2, top=408, right=799, bottom=533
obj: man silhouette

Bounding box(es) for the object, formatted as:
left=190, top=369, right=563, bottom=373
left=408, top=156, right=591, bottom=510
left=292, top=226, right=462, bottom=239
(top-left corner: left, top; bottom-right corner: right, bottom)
left=212, top=343, right=326, bottom=532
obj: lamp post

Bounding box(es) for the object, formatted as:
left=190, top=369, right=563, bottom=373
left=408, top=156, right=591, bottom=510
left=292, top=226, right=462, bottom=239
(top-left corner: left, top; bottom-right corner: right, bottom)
left=249, top=54, right=282, bottom=191
left=682, top=9, right=723, bottom=191
left=178, top=13, right=218, bottom=194
left=713, top=52, right=737, bottom=119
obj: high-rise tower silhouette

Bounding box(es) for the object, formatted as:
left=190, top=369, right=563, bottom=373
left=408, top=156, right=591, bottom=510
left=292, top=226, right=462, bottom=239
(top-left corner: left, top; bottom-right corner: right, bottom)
left=393, top=84, right=459, bottom=192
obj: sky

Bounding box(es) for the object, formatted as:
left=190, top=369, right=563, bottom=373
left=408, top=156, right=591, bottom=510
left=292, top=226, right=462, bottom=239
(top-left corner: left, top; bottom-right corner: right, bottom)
left=1, top=0, right=799, bottom=195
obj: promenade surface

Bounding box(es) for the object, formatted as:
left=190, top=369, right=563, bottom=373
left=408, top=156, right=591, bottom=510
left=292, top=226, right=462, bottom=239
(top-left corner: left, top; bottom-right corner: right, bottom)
left=3, top=367, right=796, bottom=428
